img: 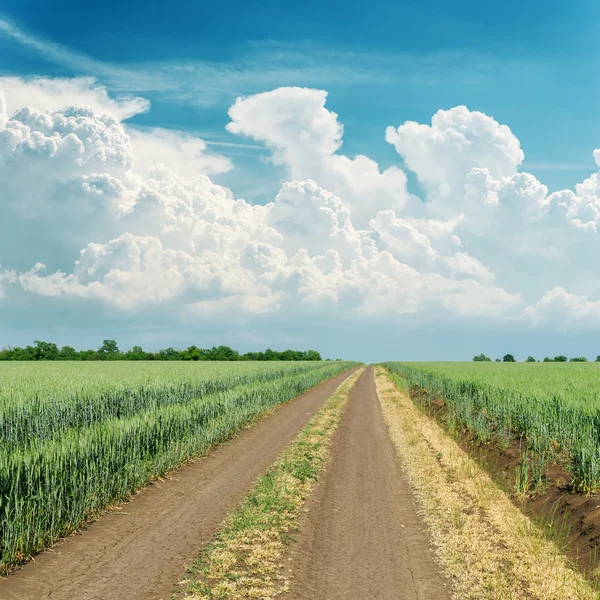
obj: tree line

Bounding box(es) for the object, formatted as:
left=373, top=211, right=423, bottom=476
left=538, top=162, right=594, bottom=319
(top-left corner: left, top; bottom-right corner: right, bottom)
left=473, top=353, right=596, bottom=363
left=0, top=340, right=325, bottom=362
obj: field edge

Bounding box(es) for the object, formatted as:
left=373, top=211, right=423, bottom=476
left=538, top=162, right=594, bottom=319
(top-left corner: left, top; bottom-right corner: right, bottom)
left=376, top=366, right=597, bottom=600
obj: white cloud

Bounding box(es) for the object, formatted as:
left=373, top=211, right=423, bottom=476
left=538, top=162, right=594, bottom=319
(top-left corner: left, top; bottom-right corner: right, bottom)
left=0, top=90, right=7, bottom=129
left=444, top=252, right=495, bottom=283
left=20, top=235, right=193, bottom=309
left=524, top=287, right=600, bottom=327
left=369, top=210, right=437, bottom=269
left=226, top=87, right=417, bottom=227
left=0, top=76, right=149, bottom=121
left=128, top=127, right=233, bottom=176
left=0, top=267, right=16, bottom=299
left=3, top=79, right=600, bottom=332
left=386, top=106, right=524, bottom=219
left=0, top=81, right=237, bottom=269
left=438, top=279, right=521, bottom=318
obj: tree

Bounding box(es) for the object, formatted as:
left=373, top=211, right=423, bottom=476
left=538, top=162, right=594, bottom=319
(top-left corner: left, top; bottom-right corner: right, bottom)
left=473, top=353, right=491, bottom=362
left=596, top=355, right=600, bottom=362
left=58, top=345, right=78, bottom=360
left=543, top=356, right=553, bottom=362
left=503, top=354, right=516, bottom=362
left=98, top=339, right=120, bottom=358
left=0, top=339, right=326, bottom=362
left=306, top=350, right=322, bottom=361
left=569, top=356, right=588, bottom=362
left=33, top=340, right=59, bottom=361
left=124, top=345, right=150, bottom=361
left=526, top=356, right=536, bottom=362
left=157, top=347, right=181, bottom=360
left=554, top=355, right=568, bottom=362
left=79, top=349, right=99, bottom=361
left=182, top=345, right=202, bottom=361
left=495, top=358, right=501, bottom=362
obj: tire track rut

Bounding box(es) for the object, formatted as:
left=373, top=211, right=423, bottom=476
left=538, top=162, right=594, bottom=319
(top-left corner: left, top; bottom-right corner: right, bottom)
left=281, top=366, right=450, bottom=600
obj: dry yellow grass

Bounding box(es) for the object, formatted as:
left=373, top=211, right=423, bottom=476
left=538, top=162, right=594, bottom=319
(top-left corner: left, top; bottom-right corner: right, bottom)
left=183, top=367, right=364, bottom=600
left=376, top=367, right=598, bottom=600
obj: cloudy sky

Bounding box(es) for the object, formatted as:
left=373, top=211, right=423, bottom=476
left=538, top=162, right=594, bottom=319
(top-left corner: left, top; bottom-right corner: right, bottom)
left=1, top=0, right=600, bottom=362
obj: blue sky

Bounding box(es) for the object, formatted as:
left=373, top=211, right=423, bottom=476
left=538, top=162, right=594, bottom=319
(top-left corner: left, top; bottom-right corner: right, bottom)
left=1, top=1, right=600, bottom=361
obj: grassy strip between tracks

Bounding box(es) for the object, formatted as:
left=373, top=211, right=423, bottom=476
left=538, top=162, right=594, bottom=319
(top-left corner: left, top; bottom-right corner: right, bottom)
left=375, top=367, right=598, bottom=600
left=179, top=367, right=364, bottom=600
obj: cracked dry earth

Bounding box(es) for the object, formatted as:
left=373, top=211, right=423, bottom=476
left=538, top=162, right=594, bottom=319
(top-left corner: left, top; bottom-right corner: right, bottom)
left=281, top=366, right=450, bottom=600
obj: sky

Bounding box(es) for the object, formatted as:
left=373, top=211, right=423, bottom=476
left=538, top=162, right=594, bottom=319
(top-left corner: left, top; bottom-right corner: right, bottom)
left=1, top=1, right=600, bottom=362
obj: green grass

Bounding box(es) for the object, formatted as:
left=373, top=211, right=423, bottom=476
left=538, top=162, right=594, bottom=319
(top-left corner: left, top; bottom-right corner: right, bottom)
left=382, top=362, right=600, bottom=494
left=0, top=360, right=359, bottom=572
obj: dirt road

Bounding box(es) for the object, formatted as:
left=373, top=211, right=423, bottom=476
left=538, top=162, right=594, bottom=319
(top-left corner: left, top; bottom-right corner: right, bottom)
left=0, top=368, right=356, bottom=600
left=281, top=366, right=450, bottom=600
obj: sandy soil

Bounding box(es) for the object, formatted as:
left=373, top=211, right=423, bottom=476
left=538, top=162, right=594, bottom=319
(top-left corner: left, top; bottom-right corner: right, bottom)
left=0, top=368, right=356, bottom=600
left=280, top=366, right=450, bottom=600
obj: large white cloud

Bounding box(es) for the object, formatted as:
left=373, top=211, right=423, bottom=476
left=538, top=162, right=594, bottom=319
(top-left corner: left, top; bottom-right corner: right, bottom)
left=2, top=79, right=600, bottom=332
left=386, top=106, right=524, bottom=218
left=524, top=287, right=600, bottom=327
left=227, top=87, right=417, bottom=227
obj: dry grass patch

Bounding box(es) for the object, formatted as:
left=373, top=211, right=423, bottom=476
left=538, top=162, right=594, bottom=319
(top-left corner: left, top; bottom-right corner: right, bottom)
left=376, top=368, right=597, bottom=600
left=181, top=368, right=364, bottom=600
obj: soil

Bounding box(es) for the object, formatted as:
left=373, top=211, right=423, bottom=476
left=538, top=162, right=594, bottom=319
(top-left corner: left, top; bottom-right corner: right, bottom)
left=0, top=368, right=357, bottom=600
left=411, top=385, right=600, bottom=576
left=280, top=367, right=450, bottom=600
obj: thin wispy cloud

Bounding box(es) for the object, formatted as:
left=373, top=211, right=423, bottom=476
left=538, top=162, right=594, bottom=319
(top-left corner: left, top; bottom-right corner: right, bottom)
left=0, top=18, right=140, bottom=84
left=0, top=16, right=391, bottom=106
left=202, top=140, right=268, bottom=150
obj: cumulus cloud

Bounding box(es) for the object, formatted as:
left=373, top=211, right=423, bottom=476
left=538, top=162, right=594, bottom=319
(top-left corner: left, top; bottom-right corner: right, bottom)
left=524, top=287, right=600, bottom=327
left=227, top=87, right=417, bottom=227
left=128, top=128, right=233, bottom=176
left=386, top=106, right=524, bottom=217
left=444, top=252, right=495, bottom=283
left=2, top=79, right=600, bottom=331
left=0, top=76, right=149, bottom=120
left=0, top=267, right=16, bottom=299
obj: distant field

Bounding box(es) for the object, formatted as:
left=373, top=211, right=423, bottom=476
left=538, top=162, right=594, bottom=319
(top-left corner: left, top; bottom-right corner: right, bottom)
left=0, top=360, right=357, bottom=572
left=383, top=362, right=600, bottom=494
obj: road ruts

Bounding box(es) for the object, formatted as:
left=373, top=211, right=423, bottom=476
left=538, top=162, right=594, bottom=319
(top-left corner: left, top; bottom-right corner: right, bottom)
left=281, top=366, right=450, bottom=600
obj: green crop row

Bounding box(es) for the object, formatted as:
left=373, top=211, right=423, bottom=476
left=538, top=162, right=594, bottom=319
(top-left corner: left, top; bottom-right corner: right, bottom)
left=0, top=361, right=328, bottom=451
left=383, top=362, right=600, bottom=495
left=0, top=361, right=358, bottom=572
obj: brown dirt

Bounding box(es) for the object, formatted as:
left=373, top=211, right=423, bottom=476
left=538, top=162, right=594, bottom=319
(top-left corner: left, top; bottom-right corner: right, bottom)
left=410, top=384, right=600, bottom=576
left=0, top=368, right=357, bottom=600
left=280, top=366, right=451, bottom=600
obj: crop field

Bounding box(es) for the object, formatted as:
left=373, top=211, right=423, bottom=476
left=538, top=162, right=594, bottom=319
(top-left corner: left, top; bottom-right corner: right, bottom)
left=383, top=362, right=600, bottom=494
left=0, top=360, right=357, bottom=572
left=6, top=361, right=600, bottom=600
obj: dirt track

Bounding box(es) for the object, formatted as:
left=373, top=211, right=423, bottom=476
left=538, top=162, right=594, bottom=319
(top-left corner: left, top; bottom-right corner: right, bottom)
left=281, top=366, right=450, bottom=600
left=0, top=368, right=356, bottom=600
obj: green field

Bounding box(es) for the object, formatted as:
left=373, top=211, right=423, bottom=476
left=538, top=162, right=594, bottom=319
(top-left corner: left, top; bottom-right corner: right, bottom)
left=383, top=362, right=600, bottom=494
left=0, top=360, right=357, bottom=572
